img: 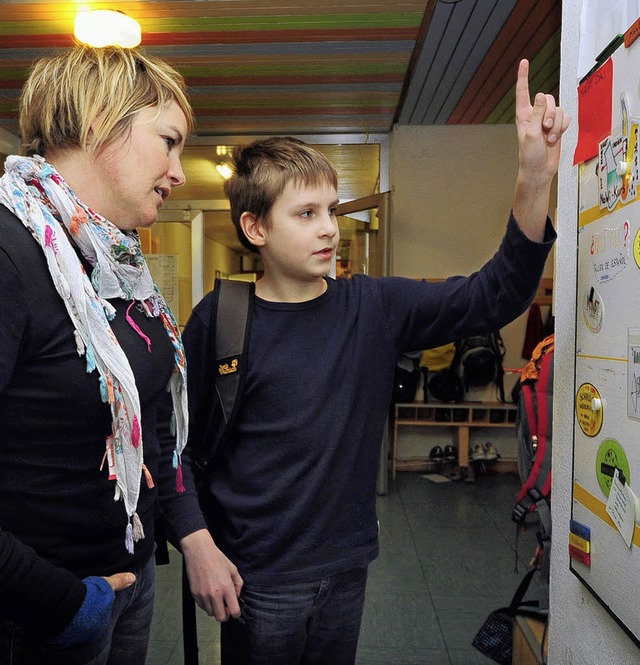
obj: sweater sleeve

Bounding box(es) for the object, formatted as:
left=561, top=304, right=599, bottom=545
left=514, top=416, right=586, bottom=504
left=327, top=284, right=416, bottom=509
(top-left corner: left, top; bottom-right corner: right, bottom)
left=377, top=214, right=556, bottom=353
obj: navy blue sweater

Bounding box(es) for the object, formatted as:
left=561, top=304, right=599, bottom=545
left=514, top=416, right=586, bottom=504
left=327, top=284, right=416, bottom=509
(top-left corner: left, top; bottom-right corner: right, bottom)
left=183, top=214, right=556, bottom=584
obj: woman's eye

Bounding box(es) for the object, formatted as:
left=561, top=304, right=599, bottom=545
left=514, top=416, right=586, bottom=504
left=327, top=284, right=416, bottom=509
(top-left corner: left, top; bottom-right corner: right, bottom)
left=329, top=207, right=338, bottom=216
left=164, top=137, right=176, bottom=148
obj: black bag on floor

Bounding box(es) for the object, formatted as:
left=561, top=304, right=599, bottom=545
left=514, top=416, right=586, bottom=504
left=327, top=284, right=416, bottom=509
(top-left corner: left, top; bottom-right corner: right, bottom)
left=472, top=568, right=547, bottom=664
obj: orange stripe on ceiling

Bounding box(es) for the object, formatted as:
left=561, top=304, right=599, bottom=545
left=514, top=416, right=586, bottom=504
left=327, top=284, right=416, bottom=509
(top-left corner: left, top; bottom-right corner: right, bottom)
left=447, top=0, right=560, bottom=125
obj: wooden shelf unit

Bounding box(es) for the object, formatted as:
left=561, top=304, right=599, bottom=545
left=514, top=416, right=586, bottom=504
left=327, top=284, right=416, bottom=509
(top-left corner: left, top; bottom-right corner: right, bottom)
left=391, top=401, right=517, bottom=479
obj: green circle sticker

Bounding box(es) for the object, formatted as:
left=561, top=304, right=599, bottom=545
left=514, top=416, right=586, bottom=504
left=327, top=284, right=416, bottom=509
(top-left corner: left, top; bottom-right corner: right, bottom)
left=595, top=438, right=631, bottom=497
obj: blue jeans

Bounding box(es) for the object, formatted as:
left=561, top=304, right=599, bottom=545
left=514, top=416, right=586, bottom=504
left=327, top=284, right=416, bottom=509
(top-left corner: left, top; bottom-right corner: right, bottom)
left=0, top=555, right=155, bottom=665
left=221, top=566, right=368, bottom=665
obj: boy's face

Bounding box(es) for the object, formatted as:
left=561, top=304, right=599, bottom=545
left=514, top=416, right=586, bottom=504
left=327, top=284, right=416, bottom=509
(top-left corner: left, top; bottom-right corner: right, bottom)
left=259, top=179, right=340, bottom=283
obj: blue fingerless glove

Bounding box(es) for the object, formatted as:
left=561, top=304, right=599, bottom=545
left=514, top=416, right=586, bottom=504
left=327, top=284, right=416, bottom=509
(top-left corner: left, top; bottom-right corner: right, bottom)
left=48, top=576, right=115, bottom=648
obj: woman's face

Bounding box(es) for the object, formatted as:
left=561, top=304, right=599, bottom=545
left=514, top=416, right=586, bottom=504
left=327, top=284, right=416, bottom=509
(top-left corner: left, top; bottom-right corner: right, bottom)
left=90, top=101, right=188, bottom=231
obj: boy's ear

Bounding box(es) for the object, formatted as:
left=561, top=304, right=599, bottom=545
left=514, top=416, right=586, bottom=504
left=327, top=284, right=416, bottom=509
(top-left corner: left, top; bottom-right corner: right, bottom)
left=240, top=211, right=267, bottom=248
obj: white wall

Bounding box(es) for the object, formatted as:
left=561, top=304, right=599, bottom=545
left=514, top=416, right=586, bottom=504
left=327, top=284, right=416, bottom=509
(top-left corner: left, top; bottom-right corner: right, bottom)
left=389, top=124, right=555, bottom=460
left=551, top=1, right=640, bottom=662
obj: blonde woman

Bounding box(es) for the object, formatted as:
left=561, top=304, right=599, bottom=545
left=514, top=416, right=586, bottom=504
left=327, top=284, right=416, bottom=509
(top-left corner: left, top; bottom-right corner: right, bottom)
left=0, top=45, right=221, bottom=665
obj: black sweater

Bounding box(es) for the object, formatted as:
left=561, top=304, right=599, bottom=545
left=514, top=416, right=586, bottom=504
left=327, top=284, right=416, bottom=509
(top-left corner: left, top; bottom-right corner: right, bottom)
left=0, top=205, right=204, bottom=638
left=183, top=214, right=556, bottom=585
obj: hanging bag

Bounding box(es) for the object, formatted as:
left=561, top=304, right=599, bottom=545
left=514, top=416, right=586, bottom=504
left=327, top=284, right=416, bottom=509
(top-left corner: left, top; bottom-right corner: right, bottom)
left=472, top=568, right=547, bottom=664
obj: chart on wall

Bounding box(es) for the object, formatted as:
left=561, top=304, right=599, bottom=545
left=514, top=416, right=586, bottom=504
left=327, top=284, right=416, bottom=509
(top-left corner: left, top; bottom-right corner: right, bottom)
left=572, top=24, right=640, bottom=646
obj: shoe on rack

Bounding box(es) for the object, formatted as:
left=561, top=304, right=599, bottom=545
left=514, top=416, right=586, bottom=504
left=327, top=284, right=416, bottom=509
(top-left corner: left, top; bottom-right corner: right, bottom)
left=482, top=442, right=499, bottom=461
left=429, top=445, right=445, bottom=463
left=470, top=443, right=486, bottom=462
left=444, top=444, right=457, bottom=463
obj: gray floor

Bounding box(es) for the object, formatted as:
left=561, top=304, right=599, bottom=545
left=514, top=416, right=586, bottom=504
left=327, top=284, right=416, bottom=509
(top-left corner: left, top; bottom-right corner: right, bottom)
left=147, top=470, right=540, bottom=664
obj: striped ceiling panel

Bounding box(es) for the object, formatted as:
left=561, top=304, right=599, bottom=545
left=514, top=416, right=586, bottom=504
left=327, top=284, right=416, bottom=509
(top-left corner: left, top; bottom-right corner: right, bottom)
left=0, top=0, right=560, bottom=141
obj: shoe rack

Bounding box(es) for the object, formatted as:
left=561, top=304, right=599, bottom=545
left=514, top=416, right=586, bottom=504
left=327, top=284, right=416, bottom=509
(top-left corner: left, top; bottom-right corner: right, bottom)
left=390, top=401, right=518, bottom=479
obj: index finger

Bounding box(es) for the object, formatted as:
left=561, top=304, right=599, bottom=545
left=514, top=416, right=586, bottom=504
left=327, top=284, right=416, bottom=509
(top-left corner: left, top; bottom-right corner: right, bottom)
left=515, top=58, right=531, bottom=120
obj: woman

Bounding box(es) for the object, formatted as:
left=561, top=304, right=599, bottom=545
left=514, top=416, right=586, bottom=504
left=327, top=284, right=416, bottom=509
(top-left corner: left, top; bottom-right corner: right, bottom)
left=0, top=45, right=214, bottom=665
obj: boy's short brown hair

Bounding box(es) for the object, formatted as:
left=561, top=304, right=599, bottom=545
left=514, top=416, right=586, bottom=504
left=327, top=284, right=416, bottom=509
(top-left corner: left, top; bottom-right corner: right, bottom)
left=20, top=44, right=193, bottom=158
left=224, top=137, right=339, bottom=253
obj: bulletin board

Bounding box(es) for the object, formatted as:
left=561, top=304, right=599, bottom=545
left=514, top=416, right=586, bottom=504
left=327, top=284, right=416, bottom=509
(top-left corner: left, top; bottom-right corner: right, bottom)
left=572, top=33, right=640, bottom=646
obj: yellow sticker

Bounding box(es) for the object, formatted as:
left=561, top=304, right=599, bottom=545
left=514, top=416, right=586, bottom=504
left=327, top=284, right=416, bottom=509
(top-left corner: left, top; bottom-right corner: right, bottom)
left=634, top=227, right=640, bottom=268
left=569, top=532, right=591, bottom=553
left=576, top=383, right=604, bottom=437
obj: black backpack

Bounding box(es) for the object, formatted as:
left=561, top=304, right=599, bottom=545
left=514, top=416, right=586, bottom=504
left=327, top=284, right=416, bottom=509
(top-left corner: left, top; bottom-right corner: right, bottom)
left=454, top=332, right=506, bottom=401
left=183, top=278, right=254, bottom=665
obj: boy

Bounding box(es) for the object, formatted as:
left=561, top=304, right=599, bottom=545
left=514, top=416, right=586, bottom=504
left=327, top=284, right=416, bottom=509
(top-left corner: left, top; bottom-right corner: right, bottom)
left=181, top=59, right=569, bottom=664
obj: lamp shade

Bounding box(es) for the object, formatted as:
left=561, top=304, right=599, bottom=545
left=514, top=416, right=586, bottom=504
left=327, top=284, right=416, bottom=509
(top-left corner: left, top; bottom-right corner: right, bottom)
left=74, top=10, right=141, bottom=48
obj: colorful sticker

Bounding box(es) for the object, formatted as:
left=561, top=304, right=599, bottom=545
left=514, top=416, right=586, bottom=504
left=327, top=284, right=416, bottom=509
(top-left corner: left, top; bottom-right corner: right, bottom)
left=595, top=438, right=631, bottom=498
left=576, top=383, right=604, bottom=437
left=590, top=221, right=630, bottom=283
left=583, top=286, right=604, bottom=333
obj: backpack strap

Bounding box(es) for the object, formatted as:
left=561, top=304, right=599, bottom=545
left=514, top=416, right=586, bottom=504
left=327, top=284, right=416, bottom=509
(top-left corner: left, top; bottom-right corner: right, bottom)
left=213, top=278, right=254, bottom=429
left=191, top=278, right=254, bottom=479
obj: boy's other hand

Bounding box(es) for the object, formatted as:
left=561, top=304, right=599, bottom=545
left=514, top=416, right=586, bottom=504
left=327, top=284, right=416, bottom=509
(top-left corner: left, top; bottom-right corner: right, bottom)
left=181, top=528, right=244, bottom=621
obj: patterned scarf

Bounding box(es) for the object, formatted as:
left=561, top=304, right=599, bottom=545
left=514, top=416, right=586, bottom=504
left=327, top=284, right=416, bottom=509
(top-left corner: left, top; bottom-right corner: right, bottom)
left=0, top=155, right=188, bottom=553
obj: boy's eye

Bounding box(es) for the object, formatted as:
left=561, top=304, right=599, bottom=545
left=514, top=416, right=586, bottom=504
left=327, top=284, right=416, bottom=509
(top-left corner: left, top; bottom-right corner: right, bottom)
left=329, top=207, right=338, bottom=216
left=164, top=137, right=176, bottom=148
left=300, top=210, right=313, bottom=219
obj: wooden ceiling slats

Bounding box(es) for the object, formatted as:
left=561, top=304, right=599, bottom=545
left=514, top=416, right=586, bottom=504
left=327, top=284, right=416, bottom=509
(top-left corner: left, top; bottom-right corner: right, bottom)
left=0, top=0, right=560, bottom=138
left=448, top=0, right=561, bottom=125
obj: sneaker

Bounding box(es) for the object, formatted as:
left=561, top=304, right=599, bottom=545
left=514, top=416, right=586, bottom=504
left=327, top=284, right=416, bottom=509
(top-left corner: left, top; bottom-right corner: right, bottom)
left=482, top=442, right=499, bottom=461
left=470, top=443, right=486, bottom=461
left=429, top=445, right=445, bottom=463
left=444, top=444, right=457, bottom=462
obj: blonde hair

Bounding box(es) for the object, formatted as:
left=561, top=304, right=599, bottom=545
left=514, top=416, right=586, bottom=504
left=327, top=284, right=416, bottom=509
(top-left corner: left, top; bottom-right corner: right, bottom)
left=19, top=44, right=193, bottom=157
left=224, top=137, right=339, bottom=253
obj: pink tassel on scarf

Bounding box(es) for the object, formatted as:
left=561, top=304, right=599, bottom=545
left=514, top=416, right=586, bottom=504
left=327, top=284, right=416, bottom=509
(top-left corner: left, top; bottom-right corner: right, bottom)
left=126, top=302, right=152, bottom=352
left=175, top=463, right=185, bottom=493
left=131, top=416, right=141, bottom=449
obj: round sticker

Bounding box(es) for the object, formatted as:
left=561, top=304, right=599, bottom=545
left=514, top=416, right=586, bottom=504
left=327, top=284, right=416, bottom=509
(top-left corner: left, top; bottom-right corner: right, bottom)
left=575, top=383, right=604, bottom=437
left=582, top=286, right=604, bottom=333
left=595, top=438, right=630, bottom=497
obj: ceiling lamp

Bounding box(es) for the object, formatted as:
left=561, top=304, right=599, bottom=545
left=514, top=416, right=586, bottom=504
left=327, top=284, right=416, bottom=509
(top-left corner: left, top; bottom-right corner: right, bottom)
left=74, top=10, right=142, bottom=48
left=215, top=146, right=234, bottom=180
left=216, top=162, right=233, bottom=180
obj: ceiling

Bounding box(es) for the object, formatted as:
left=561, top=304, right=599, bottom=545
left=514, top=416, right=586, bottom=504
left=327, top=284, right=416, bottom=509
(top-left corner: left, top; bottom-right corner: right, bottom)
left=0, top=0, right=561, bottom=250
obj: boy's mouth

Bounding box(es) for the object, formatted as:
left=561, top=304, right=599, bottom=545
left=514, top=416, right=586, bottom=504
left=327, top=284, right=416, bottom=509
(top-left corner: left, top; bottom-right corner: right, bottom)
left=314, top=247, right=334, bottom=259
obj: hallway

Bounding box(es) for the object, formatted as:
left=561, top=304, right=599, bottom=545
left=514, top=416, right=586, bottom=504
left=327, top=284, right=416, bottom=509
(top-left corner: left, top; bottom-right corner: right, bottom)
left=147, top=471, right=539, bottom=664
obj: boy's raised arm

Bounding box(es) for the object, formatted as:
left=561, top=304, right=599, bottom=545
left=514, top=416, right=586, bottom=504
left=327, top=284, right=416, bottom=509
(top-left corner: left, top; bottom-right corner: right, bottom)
left=512, top=58, right=571, bottom=242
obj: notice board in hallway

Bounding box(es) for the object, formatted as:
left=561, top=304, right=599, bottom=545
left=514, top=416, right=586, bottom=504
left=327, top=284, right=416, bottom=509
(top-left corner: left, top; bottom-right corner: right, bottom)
left=572, top=29, right=640, bottom=646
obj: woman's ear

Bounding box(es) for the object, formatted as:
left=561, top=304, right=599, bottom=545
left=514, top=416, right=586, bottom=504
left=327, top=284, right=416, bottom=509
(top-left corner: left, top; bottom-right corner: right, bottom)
left=240, top=211, right=267, bottom=248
